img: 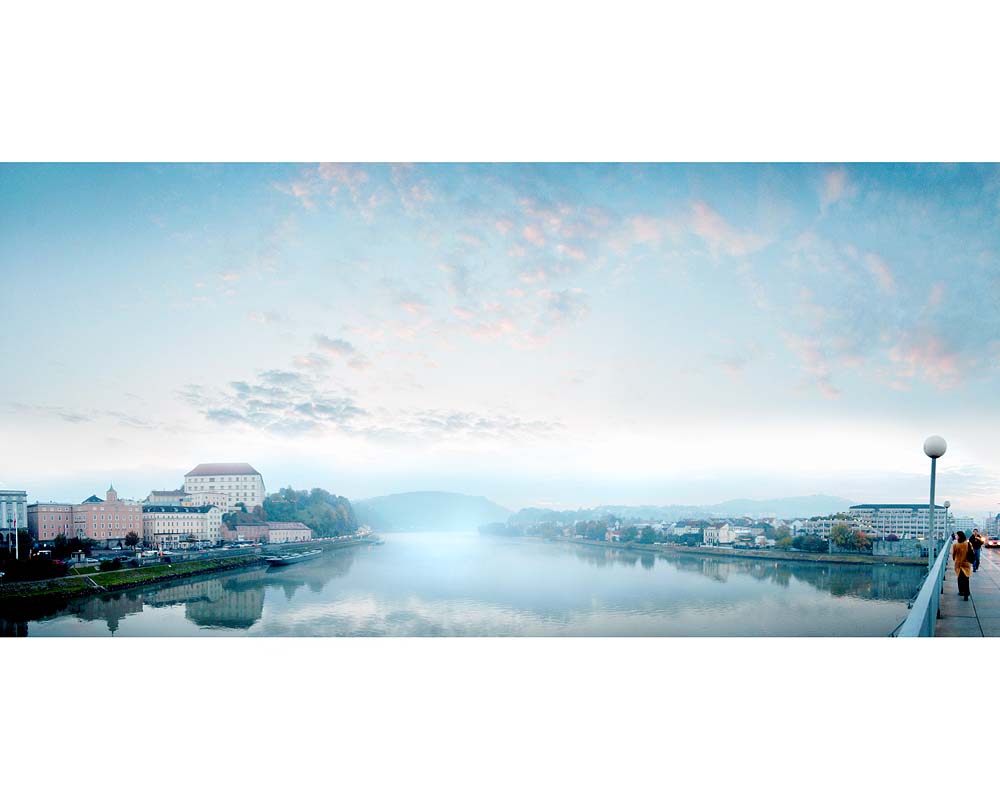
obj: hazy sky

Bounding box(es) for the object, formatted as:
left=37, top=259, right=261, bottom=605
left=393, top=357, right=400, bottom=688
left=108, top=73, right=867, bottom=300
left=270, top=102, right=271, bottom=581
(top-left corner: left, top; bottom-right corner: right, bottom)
left=3, top=163, right=1000, bottom=515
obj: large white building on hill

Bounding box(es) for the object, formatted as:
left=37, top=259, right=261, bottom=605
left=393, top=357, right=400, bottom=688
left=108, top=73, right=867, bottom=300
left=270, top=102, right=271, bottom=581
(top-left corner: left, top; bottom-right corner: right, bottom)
left=183, top=463, right=265, bottom=511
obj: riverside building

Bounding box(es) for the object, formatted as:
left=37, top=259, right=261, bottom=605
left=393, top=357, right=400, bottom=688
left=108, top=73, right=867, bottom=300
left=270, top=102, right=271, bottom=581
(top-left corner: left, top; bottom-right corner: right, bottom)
left=31, top=487, right=145, bottom=547
left=27, top=502, right=74, bottom=542
left=183, top=463, right=265, bottom=511
left=1, top=489, right=28, bottom=550
left=142, top=504, right=224, bottom=549
left=230, top=521, right=312, bottom=544
left=145, top=489, right=187, bottom=506
left=849, top=503, right=948, bottom=539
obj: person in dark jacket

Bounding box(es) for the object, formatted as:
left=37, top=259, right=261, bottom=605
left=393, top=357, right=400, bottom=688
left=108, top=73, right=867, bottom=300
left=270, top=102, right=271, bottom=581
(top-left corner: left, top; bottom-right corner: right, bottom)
left=970, top=529, right=985, bottom=573
left=952, top=532, right=974, bottom=600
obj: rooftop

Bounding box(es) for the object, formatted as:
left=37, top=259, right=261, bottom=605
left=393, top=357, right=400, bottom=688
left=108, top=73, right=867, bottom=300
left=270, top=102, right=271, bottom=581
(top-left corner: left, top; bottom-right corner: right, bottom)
left=185, top=462, right=261, bottom=477
left=850, top=504, right=947, bottom=510
left=234, top=521, right=312, bottom=530
left=143, top=505, right=217, bottom=514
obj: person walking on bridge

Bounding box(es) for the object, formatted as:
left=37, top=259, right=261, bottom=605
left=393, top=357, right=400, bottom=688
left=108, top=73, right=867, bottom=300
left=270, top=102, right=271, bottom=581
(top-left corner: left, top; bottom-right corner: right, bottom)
left=970, top=529, right=985, bottom=573
left=952, top=531, right=974, bottom=601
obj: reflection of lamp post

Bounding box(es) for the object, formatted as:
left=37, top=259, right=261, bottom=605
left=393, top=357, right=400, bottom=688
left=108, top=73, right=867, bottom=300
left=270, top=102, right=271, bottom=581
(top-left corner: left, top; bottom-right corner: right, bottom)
left=5, top=514, right=17, bottom=561
left=924, top=436, right=948, bottom=569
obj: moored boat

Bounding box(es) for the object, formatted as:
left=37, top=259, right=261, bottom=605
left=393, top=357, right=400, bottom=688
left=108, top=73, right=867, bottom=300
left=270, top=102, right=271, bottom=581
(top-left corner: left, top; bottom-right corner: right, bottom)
left=265, top=549, right=323, bottom=567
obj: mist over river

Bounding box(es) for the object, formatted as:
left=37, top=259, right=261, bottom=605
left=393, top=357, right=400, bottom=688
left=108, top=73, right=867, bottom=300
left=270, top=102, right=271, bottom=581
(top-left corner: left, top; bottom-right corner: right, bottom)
left=2, top=532, right=924, bottom=636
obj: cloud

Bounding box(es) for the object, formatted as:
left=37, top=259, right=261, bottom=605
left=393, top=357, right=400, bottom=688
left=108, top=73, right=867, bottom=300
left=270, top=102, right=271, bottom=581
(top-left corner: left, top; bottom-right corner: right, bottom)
left=275, top=163, right=384, bottom=219
left=629, top=215, right=671, bottom=244
left=522, top=225, right=546, bottom=246
left=293, top=353, right=332, bottom=372
left=275, top=180, right=316, bottom=209
left=820, top=166, right=854, bottom=212
left=783, top=334, right=840, bottom=398
left=688, top=202, right=769, bottom=257
left=887, top=335, right=961, bottom=389
left=439, top=262, right=471, bottom=297
left=313, top=334, right=372, bottom=371
left=246, top=310, right=284, bottom=325
left=183, top=365, right=560, bottom=443
left=555, top=243, right=587, bottom=262
left=863, top=252, right=896, bottom=293
left=390, top=164, right=434, bottom=213
left=540, top=288, right=590, bottom=327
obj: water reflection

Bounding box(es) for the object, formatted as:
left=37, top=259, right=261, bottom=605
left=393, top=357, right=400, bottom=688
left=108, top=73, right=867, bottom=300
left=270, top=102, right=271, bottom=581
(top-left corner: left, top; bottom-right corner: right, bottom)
left=2, top=548, right=359, bottom=635
left=1, top=536, right=925, bottom=637
left=569, top=545, right=922, bottom=602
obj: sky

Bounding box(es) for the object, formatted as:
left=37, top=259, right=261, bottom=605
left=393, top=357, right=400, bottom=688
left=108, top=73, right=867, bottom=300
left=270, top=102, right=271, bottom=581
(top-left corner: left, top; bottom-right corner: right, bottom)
left=2, top=163, right=1000, bottom=516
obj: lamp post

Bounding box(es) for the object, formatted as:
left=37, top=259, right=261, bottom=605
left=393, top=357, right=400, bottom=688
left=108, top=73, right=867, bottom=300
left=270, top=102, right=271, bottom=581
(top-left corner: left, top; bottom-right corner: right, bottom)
left=923, top=436, right=947, bottom=570
left=943, top=500, right=951, bottom=544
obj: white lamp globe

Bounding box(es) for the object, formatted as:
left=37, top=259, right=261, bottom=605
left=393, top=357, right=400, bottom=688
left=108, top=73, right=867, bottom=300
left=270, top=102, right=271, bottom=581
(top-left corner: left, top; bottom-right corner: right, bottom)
left=944, top=500, right=951, bottom=508
left=923, top=435, right=947, bottom=459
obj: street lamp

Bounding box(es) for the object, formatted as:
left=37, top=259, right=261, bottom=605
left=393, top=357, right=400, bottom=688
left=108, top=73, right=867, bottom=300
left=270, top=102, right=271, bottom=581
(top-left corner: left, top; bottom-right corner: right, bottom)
left=923, top=435, right=947, bottom=569
left=943, top=500, right=951, bottom=543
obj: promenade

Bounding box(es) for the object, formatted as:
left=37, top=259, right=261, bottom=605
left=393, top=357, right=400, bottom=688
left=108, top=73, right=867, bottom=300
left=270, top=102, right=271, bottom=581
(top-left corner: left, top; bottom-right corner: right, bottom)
left=936, top=545, right=1000, bottom=637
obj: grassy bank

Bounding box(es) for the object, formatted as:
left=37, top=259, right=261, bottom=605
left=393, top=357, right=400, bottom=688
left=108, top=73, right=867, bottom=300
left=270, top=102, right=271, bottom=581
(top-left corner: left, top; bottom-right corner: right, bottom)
left=0, top=576, right=96, bottom=602
left=567, top=538, right=925, bottom=566
left=0, top=554, right=264, bottom=604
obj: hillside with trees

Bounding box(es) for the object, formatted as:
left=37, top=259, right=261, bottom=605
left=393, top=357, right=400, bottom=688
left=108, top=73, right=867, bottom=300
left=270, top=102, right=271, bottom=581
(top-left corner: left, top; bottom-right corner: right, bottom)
left=222, top=487, right=358, bottom=538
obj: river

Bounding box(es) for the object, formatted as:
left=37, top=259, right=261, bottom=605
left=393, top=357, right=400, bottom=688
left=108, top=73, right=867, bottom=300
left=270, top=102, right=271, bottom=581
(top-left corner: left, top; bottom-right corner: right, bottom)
left=1, top=532, right=925, bottom=636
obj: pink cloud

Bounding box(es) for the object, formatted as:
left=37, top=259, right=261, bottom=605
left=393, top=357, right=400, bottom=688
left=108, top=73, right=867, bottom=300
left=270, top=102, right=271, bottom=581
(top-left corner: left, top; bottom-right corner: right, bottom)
left=783, top=333, right=840, bottom=397
left=518, top=269, right=549, bottom=284
left=820, top=167, right=854, bottom=211
left=555, top=243, right=587, bottom=262
left=630, top=215, right=665, bottom=243
left=522, top=225, right=545, bottom=246
left=689, top=202, right=768, bottom=257
left=863, top=252, right=896, bottom=293
left=888, top=336, right=960, bottom=388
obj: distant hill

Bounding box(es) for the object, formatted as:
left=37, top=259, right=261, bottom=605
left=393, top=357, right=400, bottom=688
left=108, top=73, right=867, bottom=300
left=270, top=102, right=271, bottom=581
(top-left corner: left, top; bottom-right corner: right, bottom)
left=353, top=491, right=511, bottom=532
left=706, top=495, right=854, bottom=518
left=510, top=495, right=854, bottom=524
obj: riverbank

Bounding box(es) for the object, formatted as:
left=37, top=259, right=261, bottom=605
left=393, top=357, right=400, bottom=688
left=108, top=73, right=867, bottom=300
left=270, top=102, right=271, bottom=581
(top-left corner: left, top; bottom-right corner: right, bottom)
left=0, top=535, right=377, bottom=608
left=566, top=537, right=925, bottom=566
left=0, top=554, right=265, bottom=605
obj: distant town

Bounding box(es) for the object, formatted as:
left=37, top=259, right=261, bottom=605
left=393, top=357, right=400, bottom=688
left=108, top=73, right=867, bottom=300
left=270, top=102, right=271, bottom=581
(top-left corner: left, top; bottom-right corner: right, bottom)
left=481, top=503, right=1000, bottom=559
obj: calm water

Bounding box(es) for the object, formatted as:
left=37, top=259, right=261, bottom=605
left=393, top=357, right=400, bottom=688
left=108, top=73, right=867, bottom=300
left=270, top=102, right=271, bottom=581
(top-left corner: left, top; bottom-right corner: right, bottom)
left=2, top=532, right=925, bottom=636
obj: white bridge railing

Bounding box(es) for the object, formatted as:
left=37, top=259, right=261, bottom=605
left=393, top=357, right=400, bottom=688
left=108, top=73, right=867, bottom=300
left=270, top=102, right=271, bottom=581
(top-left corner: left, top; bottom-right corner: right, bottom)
left=893, top=538, right=951, bottom=637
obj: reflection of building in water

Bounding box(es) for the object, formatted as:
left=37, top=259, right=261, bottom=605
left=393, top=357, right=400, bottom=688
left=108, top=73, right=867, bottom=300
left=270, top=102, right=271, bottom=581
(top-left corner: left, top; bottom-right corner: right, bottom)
left=0, top=618, right=28, bottom=637
left=661, top=552, right=923, bottom=601
left=186, top=586, right=265, bottom=629
left=144, top=578, right=227, bottom=607
left=698, top=558, right=729, bottom=583
left=74, top=592, right=145, bottom=633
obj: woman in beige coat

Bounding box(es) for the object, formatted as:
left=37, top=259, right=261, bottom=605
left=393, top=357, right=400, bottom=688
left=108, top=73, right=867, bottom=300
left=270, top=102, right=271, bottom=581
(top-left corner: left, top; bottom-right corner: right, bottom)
left=952, top=531, right=973, bottom=601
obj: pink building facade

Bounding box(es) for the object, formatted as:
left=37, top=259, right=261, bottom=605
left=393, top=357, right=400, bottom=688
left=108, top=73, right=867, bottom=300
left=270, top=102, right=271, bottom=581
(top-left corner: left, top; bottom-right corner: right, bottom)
left=28, top=503, right=74, bottom=542
left=30, top=487, right=143, bottom=547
